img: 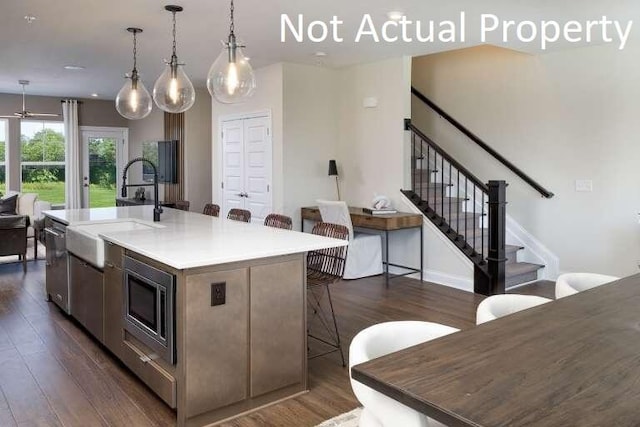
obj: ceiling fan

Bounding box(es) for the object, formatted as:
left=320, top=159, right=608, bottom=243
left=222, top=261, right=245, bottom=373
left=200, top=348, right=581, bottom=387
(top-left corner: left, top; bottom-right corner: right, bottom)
left=0, top=80, right=60, bottom=119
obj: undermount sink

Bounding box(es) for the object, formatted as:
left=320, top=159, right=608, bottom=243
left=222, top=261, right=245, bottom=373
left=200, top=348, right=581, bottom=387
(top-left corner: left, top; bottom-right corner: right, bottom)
left=66, top=220, right=162, bottom=268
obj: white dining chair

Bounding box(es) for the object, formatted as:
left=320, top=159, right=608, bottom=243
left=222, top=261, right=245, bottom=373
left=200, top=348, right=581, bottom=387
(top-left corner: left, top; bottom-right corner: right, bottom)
left=349, top=321, right=459, bottom=427
left=555, top=273, right=620, bottom=299
left=317, top=200, right=383, bottom=279
left=476, top=294, right=552, bottom=325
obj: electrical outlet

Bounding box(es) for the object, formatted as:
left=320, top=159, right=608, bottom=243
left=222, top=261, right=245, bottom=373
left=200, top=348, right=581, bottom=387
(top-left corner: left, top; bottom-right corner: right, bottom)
left=211, top=282, right=226, bottom=306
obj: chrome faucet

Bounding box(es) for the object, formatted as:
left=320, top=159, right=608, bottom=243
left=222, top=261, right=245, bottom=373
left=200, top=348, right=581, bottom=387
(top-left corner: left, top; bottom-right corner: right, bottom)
left=121, top=157, right=163, bottom=222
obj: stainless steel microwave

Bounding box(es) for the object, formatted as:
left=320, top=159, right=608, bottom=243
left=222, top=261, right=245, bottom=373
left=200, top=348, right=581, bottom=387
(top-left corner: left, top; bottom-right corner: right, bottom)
left=123, top=256, right=176, bottom=364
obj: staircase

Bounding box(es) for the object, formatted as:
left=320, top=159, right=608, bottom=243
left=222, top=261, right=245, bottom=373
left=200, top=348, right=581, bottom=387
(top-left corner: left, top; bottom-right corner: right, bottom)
left=403, top=121, right=545, bottom=294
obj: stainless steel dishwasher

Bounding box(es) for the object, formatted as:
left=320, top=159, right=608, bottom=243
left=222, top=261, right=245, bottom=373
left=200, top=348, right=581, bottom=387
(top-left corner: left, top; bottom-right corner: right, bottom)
left=45, top=219, right=70, bottom=314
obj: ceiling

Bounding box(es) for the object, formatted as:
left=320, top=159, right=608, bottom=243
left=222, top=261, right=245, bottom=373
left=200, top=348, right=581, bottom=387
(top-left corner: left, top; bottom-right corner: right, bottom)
left=0, top=0, right=638, bottom=99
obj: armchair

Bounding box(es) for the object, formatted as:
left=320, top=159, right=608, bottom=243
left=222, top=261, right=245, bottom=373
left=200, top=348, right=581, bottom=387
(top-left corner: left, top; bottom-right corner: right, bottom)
left=4, top=192, right=51, bottom=259
left=0, top=215, right=28, bottom=272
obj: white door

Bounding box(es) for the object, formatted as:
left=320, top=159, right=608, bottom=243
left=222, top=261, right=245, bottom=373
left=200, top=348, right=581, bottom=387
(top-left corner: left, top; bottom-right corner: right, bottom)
left=222, top=119, right=245, bottom=215
left=80, top=127, right=128, bottom=208
left=221, top=115, right=272, bottom=223
left=243, top=117, right=271, bottom=223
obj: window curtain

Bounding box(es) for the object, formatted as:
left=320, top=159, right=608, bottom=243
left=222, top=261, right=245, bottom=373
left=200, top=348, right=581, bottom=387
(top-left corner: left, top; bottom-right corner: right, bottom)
left=62, top=100, right=81, bottom=209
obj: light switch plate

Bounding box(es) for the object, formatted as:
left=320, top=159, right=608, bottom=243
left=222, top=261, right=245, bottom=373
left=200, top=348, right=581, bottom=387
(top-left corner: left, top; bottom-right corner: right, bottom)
left=575, top=179, right=593, bottom=192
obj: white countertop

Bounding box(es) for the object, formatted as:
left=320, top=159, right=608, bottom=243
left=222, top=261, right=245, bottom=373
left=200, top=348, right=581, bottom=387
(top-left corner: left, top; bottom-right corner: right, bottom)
left=45, top=206, right=347, bottom=270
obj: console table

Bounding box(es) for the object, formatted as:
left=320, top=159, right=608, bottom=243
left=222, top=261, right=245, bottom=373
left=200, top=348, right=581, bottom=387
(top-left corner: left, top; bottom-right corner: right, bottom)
left=300, top=207, right=423, bottom=286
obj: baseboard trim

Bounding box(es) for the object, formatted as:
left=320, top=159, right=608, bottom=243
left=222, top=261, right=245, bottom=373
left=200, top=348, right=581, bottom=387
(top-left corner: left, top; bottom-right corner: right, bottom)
left=424, top=269, right=473, bottom=292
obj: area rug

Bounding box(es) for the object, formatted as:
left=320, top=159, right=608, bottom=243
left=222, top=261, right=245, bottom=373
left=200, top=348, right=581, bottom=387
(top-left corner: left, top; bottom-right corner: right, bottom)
left=316, top=408, right=362, bottom=427
left=0, top=239, right=45, bottom=265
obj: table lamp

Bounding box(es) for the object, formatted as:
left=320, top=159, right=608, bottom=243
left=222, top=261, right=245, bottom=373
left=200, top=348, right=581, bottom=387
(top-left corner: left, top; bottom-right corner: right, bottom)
left=328, top=160, right=341, bottom=200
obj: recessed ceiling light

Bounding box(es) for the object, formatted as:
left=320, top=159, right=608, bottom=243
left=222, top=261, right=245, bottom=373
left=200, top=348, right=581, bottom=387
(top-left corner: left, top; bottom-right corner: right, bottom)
left=90, top=93, right=99, bottom=98
left=387, top=11, right=404, bottom=21
left=24, top=15, right=37, bottom=24
left=64, top=65, right=85, bottom=70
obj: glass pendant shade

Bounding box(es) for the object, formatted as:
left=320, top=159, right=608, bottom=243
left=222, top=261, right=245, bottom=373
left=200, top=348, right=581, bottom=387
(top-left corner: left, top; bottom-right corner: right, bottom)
left=116, top=27, right=152, bottom=120
left=154, top=5, right=195, bottom=114
left=207, top=45, right=255, bottom=104
left=116, top=77, right=152, bottom=120
left=153, top=62, right=195, bottom=113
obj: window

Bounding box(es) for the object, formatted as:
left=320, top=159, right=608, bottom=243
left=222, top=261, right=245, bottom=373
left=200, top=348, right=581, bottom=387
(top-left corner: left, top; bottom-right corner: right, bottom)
left=21, top=121, right=65, bottom=204
left=0, top=120, right=6, bottom=195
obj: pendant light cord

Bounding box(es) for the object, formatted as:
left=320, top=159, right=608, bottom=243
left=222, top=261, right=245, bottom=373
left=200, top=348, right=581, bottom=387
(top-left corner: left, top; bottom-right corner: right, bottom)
left=229, top=0, right=235, bottom=36
left=172, top=10, right=177, bottom=58
left=132, top=30, right=138, bottom=72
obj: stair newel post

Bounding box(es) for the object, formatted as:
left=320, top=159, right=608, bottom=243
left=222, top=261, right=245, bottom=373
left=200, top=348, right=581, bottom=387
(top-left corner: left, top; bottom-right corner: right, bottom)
left=486, top=180, right=507, bottom=295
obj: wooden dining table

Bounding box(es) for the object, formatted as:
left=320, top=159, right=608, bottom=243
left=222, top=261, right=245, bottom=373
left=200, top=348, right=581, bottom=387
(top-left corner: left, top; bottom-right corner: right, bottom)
left=351, top=274, right=640, bottom=427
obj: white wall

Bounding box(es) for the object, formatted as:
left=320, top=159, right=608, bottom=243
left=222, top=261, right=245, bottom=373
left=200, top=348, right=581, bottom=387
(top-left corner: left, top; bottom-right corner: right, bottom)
left=336, top=58, right=410, bottom=207
left=127, top=107, right=164, bottom=198
left=336, top=57, right=472, bottom=287
left=282, top=63, right=339, bottom=229
left=211, top=63, right=284, bottom=213
left=413, top=44, right=640, bottom=277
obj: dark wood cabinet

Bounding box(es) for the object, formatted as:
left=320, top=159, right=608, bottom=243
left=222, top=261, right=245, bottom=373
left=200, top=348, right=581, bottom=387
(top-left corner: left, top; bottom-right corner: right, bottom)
left=250, top=260, right=305, bottom=397
left=69, top=254, right=104, bottom=342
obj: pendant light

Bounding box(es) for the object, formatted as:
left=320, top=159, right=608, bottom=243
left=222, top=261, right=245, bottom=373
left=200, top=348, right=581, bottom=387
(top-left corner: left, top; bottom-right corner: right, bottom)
left=116, top=28, right=153, bottom=120
left=207, top=0, right=256, bottom=104
left=153, top=5, right=195, bottom=113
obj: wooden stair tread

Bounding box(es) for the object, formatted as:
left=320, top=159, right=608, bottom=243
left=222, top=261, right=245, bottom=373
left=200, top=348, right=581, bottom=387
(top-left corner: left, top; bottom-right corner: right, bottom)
left=506, top=262, right=544, bottom=276
left=506, top=262, right=545, bottom=288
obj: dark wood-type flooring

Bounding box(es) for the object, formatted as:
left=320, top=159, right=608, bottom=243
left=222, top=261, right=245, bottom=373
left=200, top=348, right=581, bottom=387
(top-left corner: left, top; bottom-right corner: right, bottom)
left=0, top=260, right=553, bottom=426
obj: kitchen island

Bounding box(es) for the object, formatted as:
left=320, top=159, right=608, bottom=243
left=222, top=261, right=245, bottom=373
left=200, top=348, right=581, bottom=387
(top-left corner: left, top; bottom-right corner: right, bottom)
left=44, top=206, right=347, bottom=427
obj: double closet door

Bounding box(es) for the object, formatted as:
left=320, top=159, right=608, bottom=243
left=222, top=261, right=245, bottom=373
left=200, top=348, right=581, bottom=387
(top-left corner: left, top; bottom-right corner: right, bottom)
left=221, top=115, right=272, bottom=223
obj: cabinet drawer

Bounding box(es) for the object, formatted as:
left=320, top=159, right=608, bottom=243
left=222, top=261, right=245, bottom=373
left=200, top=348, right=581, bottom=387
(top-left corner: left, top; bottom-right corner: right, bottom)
left=351, top=214, right=388, bottom=230
left=104, top=242, right=123, bottom=269
left=121, top=339, right=176, bottom=408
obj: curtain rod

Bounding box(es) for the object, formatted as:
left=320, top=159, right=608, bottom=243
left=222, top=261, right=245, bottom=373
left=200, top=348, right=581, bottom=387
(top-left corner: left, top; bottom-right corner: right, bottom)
left=60, top=100, right=84, bottom=104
